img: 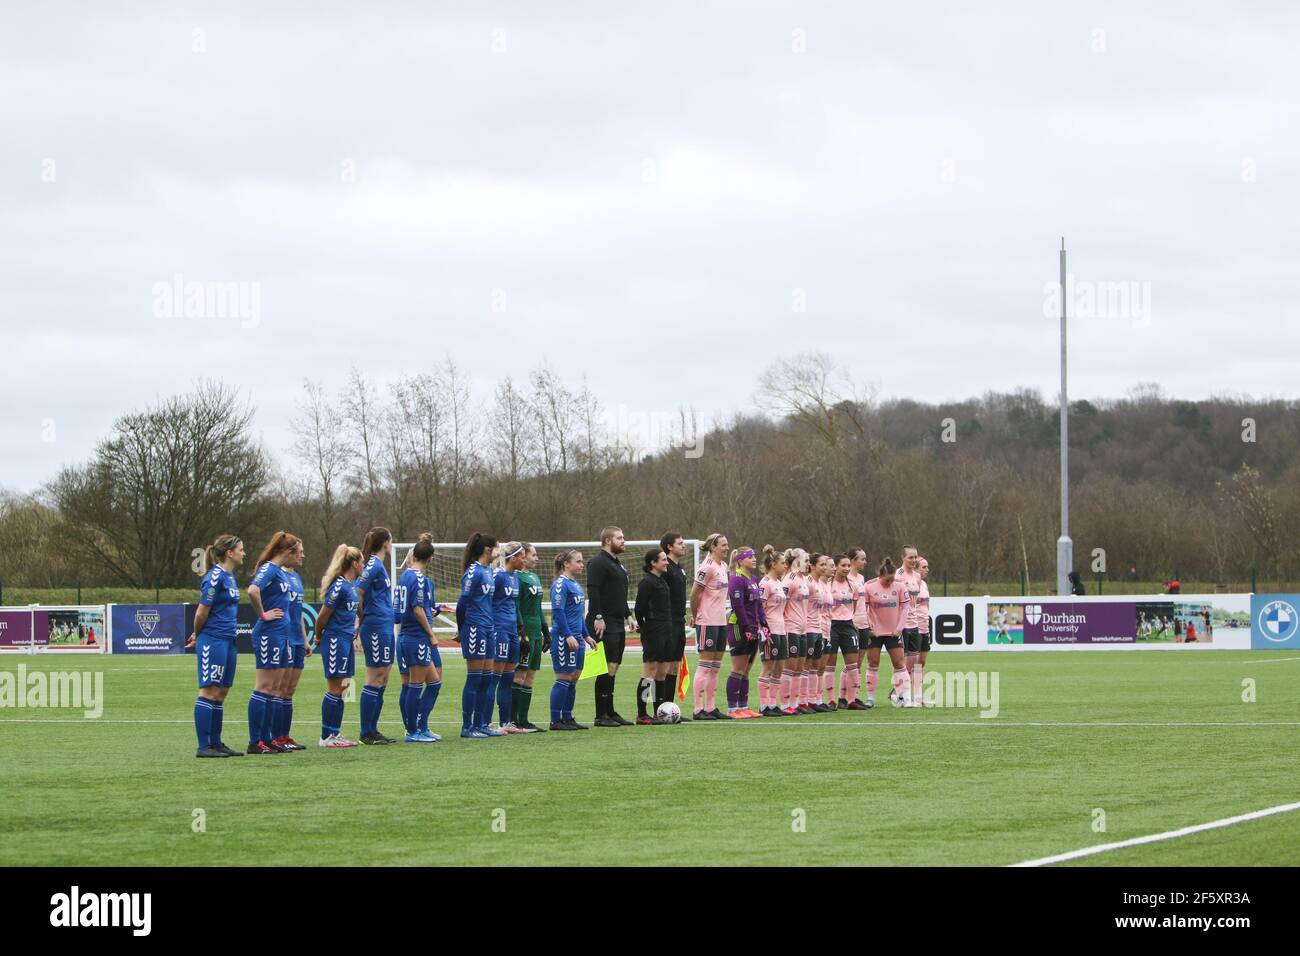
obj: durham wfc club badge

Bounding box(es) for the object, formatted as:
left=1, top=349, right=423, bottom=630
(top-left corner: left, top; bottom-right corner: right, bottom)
left=1251, top=595, right=1300, bottom=649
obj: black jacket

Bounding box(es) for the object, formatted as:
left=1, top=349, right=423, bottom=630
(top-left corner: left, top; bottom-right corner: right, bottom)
left=635, top=573, right=672, bottom=642
left=665, top=558, right=688, bottom=624
left=586, top=549, right=631, bottom=633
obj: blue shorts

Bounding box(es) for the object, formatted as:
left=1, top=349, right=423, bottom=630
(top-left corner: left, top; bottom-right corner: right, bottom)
left=462, top=623, right=493, bottom=660
left=397, top=636, right=442, bottom=673
left=254, top=630, right=288, bottom=670
left=361, top=622, right=396, bottom=668
left=197, top=634, right=237, bottom=688
left=286, top=643, right=305, bottom=670
left=551, top=635, right=585, bottom=674
left=321, top=634, right=355, bottom=678
left=493, top=630, right=512, bottom=663
left=506, top=632, right=521, bottom=666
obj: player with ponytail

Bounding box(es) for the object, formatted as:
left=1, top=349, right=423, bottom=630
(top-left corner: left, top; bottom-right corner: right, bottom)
left=396, top=533, right=444, bottom=742
left=689, top=533, right=731, bottom=720
left=510, top=544, right=547, bottom=732
left=780, top=549, right=813, bottom=714
left=271, top=541, right=310, bottom=751
left=726, top=546, right=766, bottom=718
left=757, top=545, right=789, bottom=717
left=549, top=549, right=594, bottom=730
left=245, top=531, right=301, bottom=753
left=864, top=556, right=913, bottom=708
left=844, top=547, right=871, bottom=710
left=491, top=542, right=530, bottom=733
left=188, top=534, right=245, bottom=757
left=355, top=527, right=398, bottom=745
left=316, top=544, right=363, bottom=747
left=826, top=553, right=859, bottom=711
left=911, top=556, right=933, bottom=706
left=807, top=553, right=834, bottom=712
left=456, top=532, right=501, bottom=738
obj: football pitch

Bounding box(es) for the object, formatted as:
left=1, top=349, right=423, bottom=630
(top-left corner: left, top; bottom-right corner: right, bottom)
left=2, top=652, right=1298, bottom=867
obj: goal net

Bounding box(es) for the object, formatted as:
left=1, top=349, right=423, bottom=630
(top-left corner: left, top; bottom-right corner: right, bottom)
left=390, top=539, right=702, bottom=636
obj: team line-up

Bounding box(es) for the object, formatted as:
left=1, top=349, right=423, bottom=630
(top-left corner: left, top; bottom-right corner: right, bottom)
left=187, top=526, right=934, bottom=757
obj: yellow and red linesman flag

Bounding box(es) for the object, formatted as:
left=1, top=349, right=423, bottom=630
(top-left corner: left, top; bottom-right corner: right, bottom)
left=676, top=653, right=690, bottom=701
left=578, top=640, right=607, bottom=680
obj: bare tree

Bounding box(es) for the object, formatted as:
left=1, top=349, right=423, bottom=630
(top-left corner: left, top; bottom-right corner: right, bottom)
left=290, top=380, right=348, bottom=546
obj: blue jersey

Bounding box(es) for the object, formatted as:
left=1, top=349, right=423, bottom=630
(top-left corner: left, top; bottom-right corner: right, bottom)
left=457, top=562, right=496, bottom=634
left=198, top=566, right=239, bottom=640
left=356, top=555, right=394, bottom=631
left=550, top=576, right=587, bottom=639
left=286, top=570, right=306, bottom=646
left=319, top=575, right=358, bottom=644
left=492, top=568, right=519, bottom=637
left=249, top=561, right=290, bottom=639
left=397, top=568, right=436, bottom=642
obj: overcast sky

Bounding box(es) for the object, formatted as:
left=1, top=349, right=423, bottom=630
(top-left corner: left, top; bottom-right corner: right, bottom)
left=3, top=2, right=1297, bottom=493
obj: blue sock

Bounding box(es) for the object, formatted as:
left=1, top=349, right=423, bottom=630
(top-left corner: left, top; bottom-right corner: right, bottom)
left=477, top=670, right=496, bottom=727
left=280, top=696, right=294, bottom=738
left=550, top=682, right=565, bottom=723
left=261, top=695, right=279, bottom=743
left=419, top=680, right=440, bottom=731
left=497, top=673, right=514, bottom=724
left=399, top=684, right=414, bottom=733
left=360, top=686, right=380, bottom=736
left=462, top=670, right=481, bottom=730
left=322, top=692, right=342, bottom=738
left=194, top=698, right=212, bottom=749
left=565, top=680, right=577, bottom=720
left=211, top=701, right=224, bottom=745
left=374, top=684, right=387, bottom=733
left=269, top=696, right=286, bottom=739
left=247, top=692, right=269, bottom=746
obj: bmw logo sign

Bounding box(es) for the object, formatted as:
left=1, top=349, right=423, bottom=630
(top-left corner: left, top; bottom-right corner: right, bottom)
left=1257, top=600, right=1299, bottom=643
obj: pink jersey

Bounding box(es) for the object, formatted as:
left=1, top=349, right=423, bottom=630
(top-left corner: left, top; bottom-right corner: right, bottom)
left=914, top=578, right=931, bottom=633
left=865, top=577, right=911, bottom=636
left=896, top=567, right=923, bottom=629
left=693, top=557, right=729, bottom=626
left=759, top=575, right=788, bottom=635
left=848, top=571, right=869, bottom=629
left=812, top=578, right=833, bottom=635
left=782, top=571, right=812, bottom=634
left=830, top=577, right=855, bottom=621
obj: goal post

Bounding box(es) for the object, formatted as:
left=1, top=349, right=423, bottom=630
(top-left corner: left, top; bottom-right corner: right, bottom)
left=391, top=539, right=702, bottom=636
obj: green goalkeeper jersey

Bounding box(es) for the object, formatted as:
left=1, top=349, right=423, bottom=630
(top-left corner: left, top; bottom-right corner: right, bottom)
left=517, top=570, right=545, bottom=638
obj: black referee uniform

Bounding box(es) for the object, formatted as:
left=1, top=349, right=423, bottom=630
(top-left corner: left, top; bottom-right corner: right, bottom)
left=661, top=556, right=688, bottom=710
left=586, top=548, right=632, bottom=723
left=634, top=572, right=671, bottom=719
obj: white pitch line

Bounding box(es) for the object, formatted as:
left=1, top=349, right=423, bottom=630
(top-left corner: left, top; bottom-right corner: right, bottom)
left=1010, top=800, right=1300, bottom=867
left=1248, top=656, right=1300, bottom=664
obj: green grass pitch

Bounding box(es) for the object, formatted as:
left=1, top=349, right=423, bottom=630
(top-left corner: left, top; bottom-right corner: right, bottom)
left=1, top=651, right=1297, bottom=866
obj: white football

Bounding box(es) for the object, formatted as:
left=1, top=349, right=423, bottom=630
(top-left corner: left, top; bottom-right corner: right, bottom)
left=656, top=702, right=682, bottom=723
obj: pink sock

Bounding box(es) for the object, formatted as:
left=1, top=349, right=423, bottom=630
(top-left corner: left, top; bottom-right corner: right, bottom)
left=823, top=669, right=835, bottom=700
left=704, top=663, right=719, bottom=710
left=866, top=667, right=879, bottom=696
left=893, top=667, right=909, bottom=699
left=760, top=677, right=771, bottom=709
left=846, top=664, right=859, bottom=700
left=912, top=662, right=924, bottom=701
left=780, top=672, right=792, bottom=707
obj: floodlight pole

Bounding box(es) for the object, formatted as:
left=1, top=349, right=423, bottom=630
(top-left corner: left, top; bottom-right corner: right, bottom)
left=1056, top=238, right=1073, bottom=596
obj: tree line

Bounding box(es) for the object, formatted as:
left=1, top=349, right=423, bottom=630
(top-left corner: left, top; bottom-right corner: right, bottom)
left=3, top=354, right=1297, bottom=593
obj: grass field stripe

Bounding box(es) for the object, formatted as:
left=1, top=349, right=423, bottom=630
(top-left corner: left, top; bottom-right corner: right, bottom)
left=1009, top=800, right=1300, bottom=867
left=5, top=718, right=1300, bottom=727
